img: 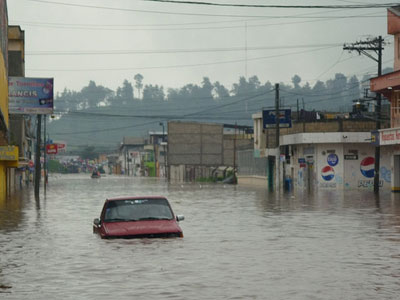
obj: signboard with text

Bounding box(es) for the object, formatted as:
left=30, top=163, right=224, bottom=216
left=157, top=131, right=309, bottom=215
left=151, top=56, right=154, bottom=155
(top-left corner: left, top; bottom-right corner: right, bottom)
left=0, top=146, right=18, bottom=161
left=379, top=129, right=400, bottom=146
left=262, top=109, right=292, bottom=129
left=55, top=141, right=67, bottom=153
left=46, top=144, right=58, bottom=155
left=9, top=77, right=54, bottom=114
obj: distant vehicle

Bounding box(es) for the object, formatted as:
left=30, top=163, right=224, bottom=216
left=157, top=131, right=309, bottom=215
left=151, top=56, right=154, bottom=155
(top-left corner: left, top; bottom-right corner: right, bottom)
left=93, top=196, right=184, bottom=239
left=91, top=170, right=101, bottom=179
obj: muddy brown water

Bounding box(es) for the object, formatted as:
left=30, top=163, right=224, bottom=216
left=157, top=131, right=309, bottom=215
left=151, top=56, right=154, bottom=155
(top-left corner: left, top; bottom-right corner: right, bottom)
left=0, top=174, right=399, bottom=299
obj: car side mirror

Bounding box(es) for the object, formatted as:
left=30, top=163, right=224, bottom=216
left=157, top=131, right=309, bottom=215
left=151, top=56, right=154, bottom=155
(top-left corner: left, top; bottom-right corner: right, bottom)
left=176, top=215, right=185, bottom=222
left=93, top=218, right=101, bottom=226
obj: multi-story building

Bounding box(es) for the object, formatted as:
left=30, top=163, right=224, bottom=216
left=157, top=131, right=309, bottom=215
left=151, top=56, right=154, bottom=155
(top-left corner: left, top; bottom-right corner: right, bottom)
left=8, top=25, right=32, bottom=191
left=370, top=6, right=400, bottom=192
left=0, top=1, right=17, bottom=200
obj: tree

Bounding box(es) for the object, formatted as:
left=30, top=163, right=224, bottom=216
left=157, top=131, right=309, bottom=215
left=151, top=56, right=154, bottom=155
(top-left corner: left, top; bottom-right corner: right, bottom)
left=201, top=77, right=213, bottom=99
left=292, top=75, right=301, bottom=89
left=134, top=74, right=144, bottom=99
left=142, top=84, right=165, bottom=102
left=347, top=75, right=360, bottom=101
left=213, top=81, right=230, bottom=100
left=80, top=81, right=113, bottom=108
left=116, top=80, right=134, bottom=104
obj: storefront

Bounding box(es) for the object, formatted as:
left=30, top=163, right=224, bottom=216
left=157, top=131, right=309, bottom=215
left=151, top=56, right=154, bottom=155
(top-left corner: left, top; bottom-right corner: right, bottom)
left=0, top=146, right=18, bottom=200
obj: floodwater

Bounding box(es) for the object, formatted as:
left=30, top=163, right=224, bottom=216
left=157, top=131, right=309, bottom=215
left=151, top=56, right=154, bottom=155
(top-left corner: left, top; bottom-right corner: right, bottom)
left=0, top=174, right=399, bottom=299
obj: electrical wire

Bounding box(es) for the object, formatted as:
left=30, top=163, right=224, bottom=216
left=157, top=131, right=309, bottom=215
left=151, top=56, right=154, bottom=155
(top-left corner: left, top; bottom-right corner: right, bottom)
left=143, top=0, right=398, bottom=9
left=27, top=45, right=338, bottom=72
left=51, top=89, right=274, bottom=135
left=24, top=0, right=392, bottom=18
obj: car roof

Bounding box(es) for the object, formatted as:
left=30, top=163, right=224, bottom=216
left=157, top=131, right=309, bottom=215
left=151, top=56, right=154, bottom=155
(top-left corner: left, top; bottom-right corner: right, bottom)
left=106, top=196, right=168, bottom=201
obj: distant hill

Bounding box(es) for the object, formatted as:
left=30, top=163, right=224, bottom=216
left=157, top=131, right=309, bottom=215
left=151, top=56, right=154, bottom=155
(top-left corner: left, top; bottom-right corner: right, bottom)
left=48, top=72, right=390, bottom=153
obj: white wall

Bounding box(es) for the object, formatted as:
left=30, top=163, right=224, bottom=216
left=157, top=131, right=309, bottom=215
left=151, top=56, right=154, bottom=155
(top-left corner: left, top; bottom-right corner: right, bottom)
left=291, top=143, right=392, bottom=190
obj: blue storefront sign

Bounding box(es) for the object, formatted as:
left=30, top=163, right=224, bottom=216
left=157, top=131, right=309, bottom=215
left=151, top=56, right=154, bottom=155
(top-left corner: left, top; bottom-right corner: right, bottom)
left=327, top=153, right=339, bottom=167
left=9, top=77, right=54, bottom=114
left=262, top=109, right=292, bottom=129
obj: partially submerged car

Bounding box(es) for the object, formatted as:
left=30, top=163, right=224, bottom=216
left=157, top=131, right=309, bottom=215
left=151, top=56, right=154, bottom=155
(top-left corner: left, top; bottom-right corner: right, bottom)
left=93, top=196, right=184, bottom=239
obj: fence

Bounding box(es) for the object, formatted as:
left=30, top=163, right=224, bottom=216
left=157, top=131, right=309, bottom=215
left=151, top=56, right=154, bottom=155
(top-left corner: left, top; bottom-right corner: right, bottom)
left=237, top=150, right=268, bottom=177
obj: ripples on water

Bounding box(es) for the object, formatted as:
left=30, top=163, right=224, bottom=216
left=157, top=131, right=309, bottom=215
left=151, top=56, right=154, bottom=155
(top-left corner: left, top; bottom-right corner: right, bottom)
left=0, top=174, right=399, bottom=299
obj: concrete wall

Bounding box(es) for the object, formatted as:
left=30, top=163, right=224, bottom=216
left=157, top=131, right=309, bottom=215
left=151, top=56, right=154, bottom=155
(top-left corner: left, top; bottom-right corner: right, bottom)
left=168, top=121, right=223, bottom=166
left=290, top=143, right=392, bottom=191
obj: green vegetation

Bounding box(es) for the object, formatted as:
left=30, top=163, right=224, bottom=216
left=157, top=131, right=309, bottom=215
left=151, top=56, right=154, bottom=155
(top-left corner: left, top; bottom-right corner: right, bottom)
left=48, top=70, right=393, bottom=151
left=48, top=159, right=67, bottom=173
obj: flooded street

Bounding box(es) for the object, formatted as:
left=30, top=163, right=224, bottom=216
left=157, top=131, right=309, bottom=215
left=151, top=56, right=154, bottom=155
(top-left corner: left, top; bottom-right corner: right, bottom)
left=1, top=174, right=400, bottom=299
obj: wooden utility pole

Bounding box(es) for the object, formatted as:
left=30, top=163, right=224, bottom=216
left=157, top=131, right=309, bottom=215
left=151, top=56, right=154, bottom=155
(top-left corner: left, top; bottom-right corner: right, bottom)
left=343, top=36, right=384, bottom=193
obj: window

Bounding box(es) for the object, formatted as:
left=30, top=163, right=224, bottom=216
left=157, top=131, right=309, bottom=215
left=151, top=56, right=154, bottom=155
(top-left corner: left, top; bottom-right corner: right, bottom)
left=105, top=198, right=173, bottom=222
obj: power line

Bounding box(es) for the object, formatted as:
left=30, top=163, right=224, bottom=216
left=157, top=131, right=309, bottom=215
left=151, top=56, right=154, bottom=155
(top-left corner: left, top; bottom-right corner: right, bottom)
left=27, top=45, right=338, bottom=72
left=18, top=0, right=321, bottom=18
left=25, top=0, right=391, bottom=18
left=26, top=43, right=342, bottom=56
left=143, top=0, right=398, bottom=9
left=51, top=89, right=274, bottom=135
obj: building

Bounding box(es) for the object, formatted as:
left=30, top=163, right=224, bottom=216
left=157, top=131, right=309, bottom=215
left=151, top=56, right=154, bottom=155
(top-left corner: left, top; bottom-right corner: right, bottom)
left=119, top=137, right=145, bottom=176
left=8, top=25, right=32, bottom=191
left=148, top=131, right=167, bottom=177
left=370, top=6, right=400, bottom=192
left=167, top=121, right=253, bottom=182
left=239, top=112, right=391, bottom=191
left=0, top=2, right=17, bottom=200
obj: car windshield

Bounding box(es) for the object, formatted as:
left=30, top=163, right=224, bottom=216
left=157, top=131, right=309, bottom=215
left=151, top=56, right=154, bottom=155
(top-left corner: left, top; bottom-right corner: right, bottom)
left=104, top=198, right=174, bottom=222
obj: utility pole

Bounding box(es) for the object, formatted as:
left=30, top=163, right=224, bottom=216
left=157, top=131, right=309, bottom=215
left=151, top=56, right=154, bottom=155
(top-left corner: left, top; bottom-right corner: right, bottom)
left=34, top=115, right=42, bottom=198
left=275, top=83, right=280, bottom=148
left=343, top=36, right=384, bottom=193
left=43, top=114, right=46, bottom=193
left=275, top=83, right=280, bottom=192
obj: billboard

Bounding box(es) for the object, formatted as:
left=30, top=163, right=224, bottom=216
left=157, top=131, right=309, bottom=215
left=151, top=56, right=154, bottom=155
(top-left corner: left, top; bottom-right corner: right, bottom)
left=9, top=77, right=54, bottom=114
left=262, top=109, right=292, bottom=129
left=46, top=144, right=58, bottom=155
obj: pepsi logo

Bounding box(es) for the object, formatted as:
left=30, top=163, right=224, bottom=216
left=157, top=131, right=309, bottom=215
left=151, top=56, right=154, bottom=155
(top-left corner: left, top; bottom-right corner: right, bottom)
left=321, top=166, right=335, bottom=181
left=327, top=153, right=339, bottom=166
left=360, top=157, right=375, bottom=178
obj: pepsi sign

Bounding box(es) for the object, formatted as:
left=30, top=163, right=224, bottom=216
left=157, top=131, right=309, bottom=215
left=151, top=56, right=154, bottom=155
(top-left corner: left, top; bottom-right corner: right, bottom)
left=360, top=157, right=375, bottom=178
left=321, top=166, right=335, bottom=181
left=327, top=153, right=339, bottom=167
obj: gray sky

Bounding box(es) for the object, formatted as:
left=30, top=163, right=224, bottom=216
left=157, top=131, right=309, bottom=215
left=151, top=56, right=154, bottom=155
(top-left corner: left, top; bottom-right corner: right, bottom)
left=7, top=0, right=395, bottom=94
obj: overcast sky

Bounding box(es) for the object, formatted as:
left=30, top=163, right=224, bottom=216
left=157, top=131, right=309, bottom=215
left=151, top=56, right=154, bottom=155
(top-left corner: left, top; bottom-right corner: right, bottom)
left=7, top=0, right=395, bottom=94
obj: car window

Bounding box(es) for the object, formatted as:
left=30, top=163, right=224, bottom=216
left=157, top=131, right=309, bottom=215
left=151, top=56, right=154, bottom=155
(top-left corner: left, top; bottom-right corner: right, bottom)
left=104, top=198, right=174, bottom=222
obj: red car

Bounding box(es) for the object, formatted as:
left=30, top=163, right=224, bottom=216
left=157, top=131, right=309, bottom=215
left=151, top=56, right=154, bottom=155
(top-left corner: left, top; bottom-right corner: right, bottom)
left=93, top=196, right=184, bottom=239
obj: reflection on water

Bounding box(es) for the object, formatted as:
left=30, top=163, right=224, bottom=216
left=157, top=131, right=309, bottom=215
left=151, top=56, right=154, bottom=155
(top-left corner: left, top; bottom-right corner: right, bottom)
left=0, top=174, right=399, bottom=299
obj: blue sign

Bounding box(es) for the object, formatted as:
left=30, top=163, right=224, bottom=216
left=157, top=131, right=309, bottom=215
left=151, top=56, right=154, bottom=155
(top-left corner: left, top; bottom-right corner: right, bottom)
left=298, top=158, right=306, bottom=163
left=9, top=77, right=54, bottom=114
left=262, top=109, right=292, bottom=129
left=327, top=153, right=339, bottom=166
left=371, top=131, right=380, bottom=146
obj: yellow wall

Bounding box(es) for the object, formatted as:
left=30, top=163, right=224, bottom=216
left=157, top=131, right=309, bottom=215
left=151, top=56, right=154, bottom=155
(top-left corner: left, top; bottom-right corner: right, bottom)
left=0, top=164, right=5, bottom=201
left=0, top=51, right=7, bottom=128
left=0, top=49, right=8, bottom=199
